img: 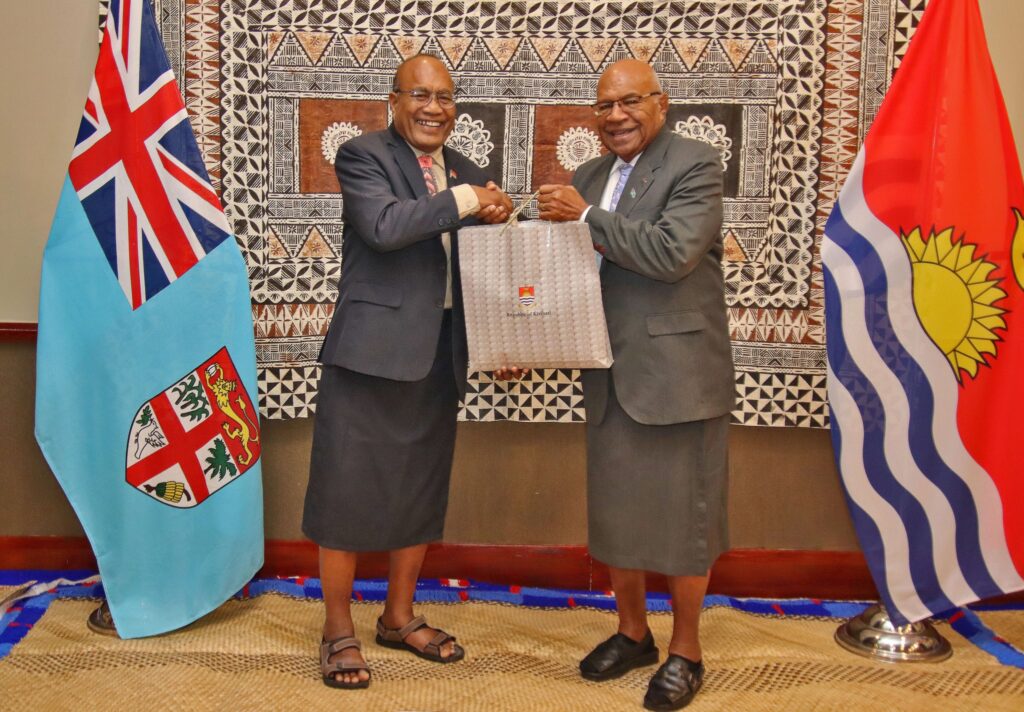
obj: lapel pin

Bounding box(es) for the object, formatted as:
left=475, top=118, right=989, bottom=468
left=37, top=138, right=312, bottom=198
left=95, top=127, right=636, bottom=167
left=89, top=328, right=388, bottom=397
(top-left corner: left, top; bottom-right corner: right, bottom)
left=629, top=188, right=636, bottom=199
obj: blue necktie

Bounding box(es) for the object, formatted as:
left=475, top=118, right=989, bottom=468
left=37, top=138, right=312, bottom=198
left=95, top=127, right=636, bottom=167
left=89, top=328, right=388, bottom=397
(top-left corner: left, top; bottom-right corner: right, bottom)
left=609, top=163, right=633, bottom=212
left=597, top=163, right=633, bottom=269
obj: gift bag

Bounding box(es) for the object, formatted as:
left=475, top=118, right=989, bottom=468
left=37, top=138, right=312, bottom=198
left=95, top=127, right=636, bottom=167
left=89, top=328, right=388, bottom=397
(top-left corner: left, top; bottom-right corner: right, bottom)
left=458, top=220, right=613, bottom=372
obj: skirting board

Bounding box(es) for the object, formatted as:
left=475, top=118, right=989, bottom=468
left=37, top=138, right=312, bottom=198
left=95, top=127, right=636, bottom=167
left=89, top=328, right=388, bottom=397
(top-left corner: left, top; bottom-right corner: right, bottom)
left=0, top=536, right=877, bottom=599
left=5, top=536, right=1021, bottom=604
left=0, top=323, right=37, bottom=341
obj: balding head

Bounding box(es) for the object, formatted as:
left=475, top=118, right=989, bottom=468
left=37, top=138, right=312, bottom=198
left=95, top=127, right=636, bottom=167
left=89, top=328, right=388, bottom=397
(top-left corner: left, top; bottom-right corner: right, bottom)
left=593, top=60, right=668, bottom=162
left=393, top=54, right=451, bottom=92
left=598, top=59, right=662, bottom=96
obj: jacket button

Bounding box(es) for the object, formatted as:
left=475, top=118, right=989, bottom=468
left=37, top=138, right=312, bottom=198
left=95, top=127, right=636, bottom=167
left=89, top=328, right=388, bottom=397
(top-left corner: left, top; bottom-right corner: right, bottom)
left=435, top=299, right=444, bottom=308
left=438, top=218, right=445, bottom=226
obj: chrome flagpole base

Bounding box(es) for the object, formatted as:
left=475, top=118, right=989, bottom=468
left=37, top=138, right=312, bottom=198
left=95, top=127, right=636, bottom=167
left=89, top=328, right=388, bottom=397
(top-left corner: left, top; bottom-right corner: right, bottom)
left=835, top=603, right=951, bottom=662
left=87, top=600, right=120, bottom=638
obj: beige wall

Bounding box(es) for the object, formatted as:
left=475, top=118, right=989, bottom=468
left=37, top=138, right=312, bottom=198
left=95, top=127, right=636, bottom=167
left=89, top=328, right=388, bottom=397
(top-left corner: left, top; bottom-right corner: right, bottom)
left=0, top=1, right=98, bottom=323
left=1, top=2, right=1022, bottom=550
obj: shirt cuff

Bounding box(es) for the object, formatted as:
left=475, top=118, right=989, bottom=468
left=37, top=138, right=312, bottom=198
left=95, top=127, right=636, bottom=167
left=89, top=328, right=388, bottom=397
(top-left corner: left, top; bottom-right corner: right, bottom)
left=451, top=184, right=480, bottom=219
left=580, top=205, right=593, bottom=223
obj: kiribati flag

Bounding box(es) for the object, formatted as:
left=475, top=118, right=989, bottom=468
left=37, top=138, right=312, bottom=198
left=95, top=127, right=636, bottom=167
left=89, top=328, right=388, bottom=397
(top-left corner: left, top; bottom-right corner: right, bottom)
left=823, top=0, right=1024, bottom=624
left=35, top=0, right=263, bottom=638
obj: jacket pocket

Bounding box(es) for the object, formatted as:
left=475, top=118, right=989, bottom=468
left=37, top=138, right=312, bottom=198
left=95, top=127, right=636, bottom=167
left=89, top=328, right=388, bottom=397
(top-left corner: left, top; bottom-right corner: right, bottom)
left=346, top=281, right=402, bottom=308
left=646, top=310, right=706, bottom=336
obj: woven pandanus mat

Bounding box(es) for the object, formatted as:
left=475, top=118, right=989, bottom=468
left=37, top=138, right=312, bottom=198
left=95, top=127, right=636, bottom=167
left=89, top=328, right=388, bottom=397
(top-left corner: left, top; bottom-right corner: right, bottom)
left=976, top=610, right=1024, bottom=654
left=1, top=594, right=1022, bottom=711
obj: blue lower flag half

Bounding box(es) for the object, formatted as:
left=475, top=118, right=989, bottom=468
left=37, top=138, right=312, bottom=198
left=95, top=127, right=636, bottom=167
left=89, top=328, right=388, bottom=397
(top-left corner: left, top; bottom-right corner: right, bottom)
left=35, top=177, right=264, bottom=638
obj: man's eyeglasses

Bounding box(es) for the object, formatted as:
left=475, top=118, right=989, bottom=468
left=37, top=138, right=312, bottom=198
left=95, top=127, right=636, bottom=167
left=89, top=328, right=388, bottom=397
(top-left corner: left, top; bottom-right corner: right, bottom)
left=392, top=88, right=456, bottom=109
left=592, top=91, right=662, bottom=117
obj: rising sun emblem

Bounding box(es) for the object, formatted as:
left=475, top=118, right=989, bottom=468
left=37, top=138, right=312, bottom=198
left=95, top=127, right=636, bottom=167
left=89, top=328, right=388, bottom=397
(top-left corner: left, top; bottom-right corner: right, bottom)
left=901, top=226, right=1007, bottom=381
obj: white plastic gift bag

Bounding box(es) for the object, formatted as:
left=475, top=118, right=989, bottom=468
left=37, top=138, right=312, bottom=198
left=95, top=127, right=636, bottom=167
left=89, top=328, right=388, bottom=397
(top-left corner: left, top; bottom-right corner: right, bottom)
left=458, top=220, right=612, bottom=372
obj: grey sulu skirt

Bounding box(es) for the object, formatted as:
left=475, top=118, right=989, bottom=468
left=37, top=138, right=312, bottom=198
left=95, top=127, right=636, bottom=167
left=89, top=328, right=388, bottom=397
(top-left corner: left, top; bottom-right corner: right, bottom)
left=302, top=313, right=459, bottom=552
left=586, top=378, right=730, bottom=576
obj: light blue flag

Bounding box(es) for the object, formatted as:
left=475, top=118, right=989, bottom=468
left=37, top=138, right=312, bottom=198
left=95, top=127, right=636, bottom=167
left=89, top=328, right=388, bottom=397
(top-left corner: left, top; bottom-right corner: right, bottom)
left=34, top=0, right=263, bottom=638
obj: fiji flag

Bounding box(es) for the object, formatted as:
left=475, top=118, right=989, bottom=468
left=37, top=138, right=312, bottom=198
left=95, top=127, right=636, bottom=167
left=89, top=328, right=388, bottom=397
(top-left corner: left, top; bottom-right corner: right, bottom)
left=34, top=0, right=263, bottom=637
left=823, top=0, right=1024, bottom=624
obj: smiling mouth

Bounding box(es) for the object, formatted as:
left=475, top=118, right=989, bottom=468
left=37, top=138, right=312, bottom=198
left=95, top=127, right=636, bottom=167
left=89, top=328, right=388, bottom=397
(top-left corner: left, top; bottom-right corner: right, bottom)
left=417, top=120, right=444, bottom=129
left=606, top=127, right=636, bottom=139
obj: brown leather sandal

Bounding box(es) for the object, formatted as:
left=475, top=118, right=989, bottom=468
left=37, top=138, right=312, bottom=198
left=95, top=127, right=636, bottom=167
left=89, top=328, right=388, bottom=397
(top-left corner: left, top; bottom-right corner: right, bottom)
left=320, top=636, right=371, bottom=689
left=375, top=615, right=465, bottom=663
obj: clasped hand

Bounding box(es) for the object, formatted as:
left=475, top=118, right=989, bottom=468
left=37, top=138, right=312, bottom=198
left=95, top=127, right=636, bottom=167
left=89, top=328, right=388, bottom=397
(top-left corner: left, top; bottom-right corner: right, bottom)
left=536, top=184, right=587, bottom=222
left=474, top=182, right=514, bottom=224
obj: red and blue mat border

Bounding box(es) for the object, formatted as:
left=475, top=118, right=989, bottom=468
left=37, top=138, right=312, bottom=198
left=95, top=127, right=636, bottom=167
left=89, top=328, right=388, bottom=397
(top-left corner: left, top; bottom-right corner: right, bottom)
left=3, top=570, right=1022, bottom=668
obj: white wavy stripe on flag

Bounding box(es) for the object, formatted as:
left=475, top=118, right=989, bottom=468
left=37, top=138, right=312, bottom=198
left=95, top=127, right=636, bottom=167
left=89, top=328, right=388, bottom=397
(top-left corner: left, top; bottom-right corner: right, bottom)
left=823, top=235, right=976, bottom=605
left=839, top=155, right=1024, bottom=594
left=825, top=361, right=931, bottom=621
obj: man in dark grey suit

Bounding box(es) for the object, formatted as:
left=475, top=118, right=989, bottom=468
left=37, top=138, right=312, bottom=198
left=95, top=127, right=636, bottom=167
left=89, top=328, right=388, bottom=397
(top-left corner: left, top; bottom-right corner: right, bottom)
left=303, top=54, right=514, bottom=689
left=538, top=59, right=734, bottom=710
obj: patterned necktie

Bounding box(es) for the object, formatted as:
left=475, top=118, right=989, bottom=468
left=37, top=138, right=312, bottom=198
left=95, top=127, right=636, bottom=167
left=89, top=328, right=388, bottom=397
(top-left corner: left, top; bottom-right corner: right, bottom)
left=419, top=153, right=453, bottom=307
left=596, top=163, right=634, bottom=270
left=418, top=154, right=438, bottom=195
left=608, top=163, right=633, bottom=212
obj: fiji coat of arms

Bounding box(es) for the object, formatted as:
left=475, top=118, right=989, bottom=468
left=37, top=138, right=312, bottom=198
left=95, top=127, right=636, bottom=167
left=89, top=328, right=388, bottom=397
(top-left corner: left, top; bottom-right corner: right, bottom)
left=125, top=347, right=261, bottom=508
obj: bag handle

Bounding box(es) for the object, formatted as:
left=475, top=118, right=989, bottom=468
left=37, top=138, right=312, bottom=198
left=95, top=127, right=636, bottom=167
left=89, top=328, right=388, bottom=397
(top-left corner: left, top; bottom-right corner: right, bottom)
left=498, top=189, right=542, bottom=239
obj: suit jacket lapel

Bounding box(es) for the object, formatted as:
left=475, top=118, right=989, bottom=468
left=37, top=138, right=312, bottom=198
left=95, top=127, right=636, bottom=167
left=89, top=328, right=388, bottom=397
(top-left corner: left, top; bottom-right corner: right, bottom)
left=614, top=128, right=671, bottom=216
left=387, top=125, right=429, bottom=198
left=441, top=146, right=463, bottom=187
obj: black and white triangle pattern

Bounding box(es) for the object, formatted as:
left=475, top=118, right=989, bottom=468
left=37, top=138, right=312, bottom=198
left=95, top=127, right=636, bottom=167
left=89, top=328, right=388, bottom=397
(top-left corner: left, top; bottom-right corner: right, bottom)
left=461, top=369, right=584, bottom=423
left=733, top=371, right=829, bottom=427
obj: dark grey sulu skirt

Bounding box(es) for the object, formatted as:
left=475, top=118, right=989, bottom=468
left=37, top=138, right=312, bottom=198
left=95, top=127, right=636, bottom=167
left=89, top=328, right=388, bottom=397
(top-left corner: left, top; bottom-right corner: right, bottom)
left=586, top=378, right=729, bottom=576
left=303, top=313, right=458, bottom=552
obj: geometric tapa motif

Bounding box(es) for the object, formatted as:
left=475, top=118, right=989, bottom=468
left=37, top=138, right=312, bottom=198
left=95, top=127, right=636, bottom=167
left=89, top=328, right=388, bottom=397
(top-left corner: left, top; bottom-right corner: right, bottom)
left=153, top=0, right=926, bottom=426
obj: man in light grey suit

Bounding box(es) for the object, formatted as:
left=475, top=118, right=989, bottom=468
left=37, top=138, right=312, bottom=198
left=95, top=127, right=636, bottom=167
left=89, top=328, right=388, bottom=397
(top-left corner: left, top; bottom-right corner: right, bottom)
left=303, top=54, right=515, bottom=690
left=538, top=59, right=734, bottom=711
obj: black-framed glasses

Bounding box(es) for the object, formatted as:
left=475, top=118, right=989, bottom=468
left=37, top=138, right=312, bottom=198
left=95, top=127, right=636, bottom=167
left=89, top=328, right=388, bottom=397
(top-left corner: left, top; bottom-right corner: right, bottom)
left=592, top=91, right=662, bottom=117
left=392, top=88, right=456, bottom=108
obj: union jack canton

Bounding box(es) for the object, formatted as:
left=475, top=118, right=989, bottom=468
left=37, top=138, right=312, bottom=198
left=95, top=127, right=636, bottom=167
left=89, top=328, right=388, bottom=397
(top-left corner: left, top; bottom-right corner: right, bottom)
left=69, top=0, right=229, bottom=309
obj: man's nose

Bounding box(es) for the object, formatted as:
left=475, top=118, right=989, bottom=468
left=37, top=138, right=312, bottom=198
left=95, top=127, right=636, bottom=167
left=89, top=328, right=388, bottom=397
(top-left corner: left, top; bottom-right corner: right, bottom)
left=606, top=101, right=629, bottom=120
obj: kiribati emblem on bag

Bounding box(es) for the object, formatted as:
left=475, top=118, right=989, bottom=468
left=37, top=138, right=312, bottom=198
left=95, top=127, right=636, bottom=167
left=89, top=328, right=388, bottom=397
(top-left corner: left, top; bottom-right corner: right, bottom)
left=125, top=347, right=261, bottom=508
left=518, top=285, right=536, bottom=311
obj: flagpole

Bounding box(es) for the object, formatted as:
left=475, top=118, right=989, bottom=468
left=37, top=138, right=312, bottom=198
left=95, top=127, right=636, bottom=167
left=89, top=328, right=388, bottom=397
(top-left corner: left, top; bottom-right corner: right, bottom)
left=834, top=604, right=951, bottom=663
